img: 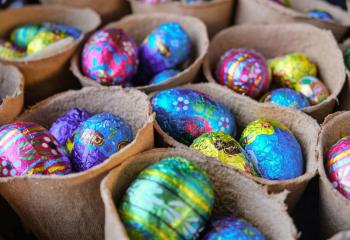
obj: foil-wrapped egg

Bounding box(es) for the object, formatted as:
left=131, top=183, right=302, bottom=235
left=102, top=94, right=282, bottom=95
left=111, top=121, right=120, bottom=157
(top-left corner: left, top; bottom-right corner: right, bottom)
left=152, top=88, right=237, bottom=145
left=119, top=156, right=214, bottom=239
left=27, top=31, right=67, bottom=55
left=269, top=52, right=317, bottom=89
left=203, top=216, right=265, bottom=240
left=0, top=122, right=72, bottom=176
left=81, top=28, right=139, bottom=86
left=215, top=48, right=271, bottom=98
left=326, top=136, right=350, bottom=200
left=40, top=22, right=82, bottom=40
left=295, top=76, right=329, bottom=105
left=10, top=24, right=41, bottom=48
left=344, top=46, right=350, bottom=70
left=260, top=88, right=311, bottom=109
left=240, top=119, right=303, bottom=180
left=49, top=107, right=91, bottom=147
left=0, top=39, right=24, bottom=59
left=149, top=69, right=180, bottom=85
left=181, top=0, right=211, bottom=4
left=269, top=0, right=290, bottom=7
left=138, top=22, right=191, bottom=81
left=307, top=9, right=334, bottom=21
left=71, top=113, right=133, bottom=172
left=190, top=131, right=258, bottom=176
left=138, top=0, right=171, bottom=3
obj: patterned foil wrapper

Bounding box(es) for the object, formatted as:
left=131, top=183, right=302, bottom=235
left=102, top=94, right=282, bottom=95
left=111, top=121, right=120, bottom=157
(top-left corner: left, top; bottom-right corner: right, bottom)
left=10, top=24, right=41, bottom=49
left=138, top=22, right=191, bottom=83
left=180, top=0, right=211, bottom=4
left=149, top=69, right=180, bottom=85
left=269, top=52, right=317, bottom=89
left=260, top=88, right=311, bottom=109
left=344, top=46, right=350, bottom=71
left=71, top=113, right=133, bottom=172
left=326, top=136, right=350, bottom=200
left=0, top=39, right=25, bottom=59
left=81, top=28, right=139, bottom=86
left=152, top=88, right=237, bottom=146
left=138, top=0, right=171, bottom=3
left=295, top=76, right=329, bottom=105
left=119, top=156, right=214, bottom=240
left=27, top=31, right=68, bottom=55
left=190, top=131, right=258, bottom=176
left=49, top=107, right=91, bottom=147
left=0, top=122, right=72, bottom=177
left=203, top=216, right=265, bottom=240
left=269, top=0, right=290, bottom=7
left=307, top=9, right=334, bottom=21
left=240, top=119, right=304, bottom=180
left=41, top=22, right=82, bottom=39
left=215, top=48, right=271, bottom=98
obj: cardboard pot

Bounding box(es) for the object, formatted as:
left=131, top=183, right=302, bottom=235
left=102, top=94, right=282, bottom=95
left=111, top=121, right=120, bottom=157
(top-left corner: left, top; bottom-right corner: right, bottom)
left=203, top=23, right=346, bottom=123
left=0, top=5, right=101, bottom=104
left=0, top=64, right=24, bottom=124
left=234, top=0, right=350, bottom=40
left=129, top=0, right=234, bottom=37
left=101, top=148, right=298, bottom=240
left=0, top=87, right=154, bottom=240
left=329, top=231, right=350, bottom=240
left=152, top=82, right=320, bottom=210
left=337, top=39, right=350, bottom=111
left=71, top=13, right=209, bottom=93
left=318, top=112, right=350, bottom=239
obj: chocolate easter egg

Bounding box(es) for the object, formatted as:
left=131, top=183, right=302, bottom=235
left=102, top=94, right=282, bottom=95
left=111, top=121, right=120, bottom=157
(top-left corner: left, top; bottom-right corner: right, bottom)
left=307, top=9, right=334, bottom=21
left=139, top=22, right=191, bottom=79
left=203, top=216, right=265, bottom=240
left=260, top=88, right=311, bottom=109
left=344, top=46, right=350, bottom=70
left=27, top=31, right=67, bottom=55
left=269, top=52, right=317, bottom=89
left=240, top=119, right=304, bottom=180
left=149, top=69, right=180, bottom=85
left=10, top=24, right=41, bottom=48
left=152, top=88, right=237, bottom=145
left=190, top=132, right=257, bottom=176
left=0, top=39, right=24, bottom=59
left=41, top=22, right=82, bottom=39
left=0, top=122, right=72, bottom=176
left=81, top=28, right=139, bottom=86
left=295, top=76, right=329, bottom=105
left=181, top=0, right=210, bottom=4
left=49, top=107, right=91, bottom=147
left=270, top=0, right=290, bottom=7
left=119, top=156, right=214, bottom=239
left=215, top=48, right=271, bottom=98
left=71, top=113, right=133, bottom=171
left=326, top=136, right=350, bottom=200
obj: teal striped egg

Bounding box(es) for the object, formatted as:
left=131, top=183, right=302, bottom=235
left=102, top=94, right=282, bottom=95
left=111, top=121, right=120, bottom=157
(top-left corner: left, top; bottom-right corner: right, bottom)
left=10, top=24, right=41, bottom=49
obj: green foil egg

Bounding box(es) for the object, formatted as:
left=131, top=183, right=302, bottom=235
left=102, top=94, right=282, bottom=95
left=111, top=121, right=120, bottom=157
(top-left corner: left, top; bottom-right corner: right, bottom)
left=344, top=46, right=350, bottom=71
left=10, top=24, right=41, bottom=49
left=0, top=39, right=24, bottom=60
left=118, top=156, right=214, bottom=240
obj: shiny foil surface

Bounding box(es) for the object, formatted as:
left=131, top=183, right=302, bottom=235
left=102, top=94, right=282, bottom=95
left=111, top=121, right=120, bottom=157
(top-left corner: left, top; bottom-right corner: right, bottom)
left=269, top=52, right=317, bottom=89
left=240, top=119, right=304, bottom=180
left=149, top=69, right=180, bottom=85
left=10, top=24, right=41, bottom=48
left=295, top=76, right=329, bottom=105
left=0, top=122, right=72, bottom=176
left=71, top=113, right=133, bottom=172
left=81, top=28, right=139, bottom=86
left=215, top=48, right=271, bottom=98
left=0, top=39, right=24, bottom=59
left=190, top=131, right=258, bottom=176
left=344, top=46, right=350, bottom=70
left=152, top=88, right=237, bottom=145
left=41, top=23, right=82, bottom=40
left=307, top=9, right=334, bottom=21
left=203, top=216, right=265, bottom=240
left=326, top=136, right=350, bottom=200
left=27, top=31, right=67, bottom=55
left=118, top=156, right=214, bottom=240
left=49, top=107, right=91, bottom=147
left=260, top=88, right=311, bottom=109
left=269, top=0, right=290, bottom=7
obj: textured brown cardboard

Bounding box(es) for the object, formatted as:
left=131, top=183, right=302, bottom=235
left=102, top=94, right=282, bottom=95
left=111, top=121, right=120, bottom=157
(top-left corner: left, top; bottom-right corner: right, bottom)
left=329, top=231, right=350, bottom=240
left=0, top=5, right=101, bottom=104
left=71, top=13, right=209, bottom=94
left=152, top=82, right=320, bottom=210
left=203, top=23, right=346, bottom=123
left=0, top=87, right=154, bottom=240
left=101, top=148, right=299, bottom=240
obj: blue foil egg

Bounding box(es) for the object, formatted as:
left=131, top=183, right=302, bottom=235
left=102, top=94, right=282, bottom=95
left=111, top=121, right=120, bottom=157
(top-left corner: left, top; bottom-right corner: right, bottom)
left=203, top=216, right=265, bottom=240
left=10, top=24, right=41, bottom=49
left=41, top=22, right=82, bottom=39
left=149, top=69, right=180, bottom=85
left=71, top=113, right=133, bottom=172
left=240, top=119, right=304, bottom=180
left=307, top=9, right=334, bottom=21
left=152, top=88, right=237, bottom=145
left=137, top=22, right=191, bottom=84
left=260, top=88, right=310, bottom=109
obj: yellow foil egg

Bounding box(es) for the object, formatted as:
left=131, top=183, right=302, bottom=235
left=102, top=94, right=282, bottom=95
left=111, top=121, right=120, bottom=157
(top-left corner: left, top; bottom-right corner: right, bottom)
left=27, top=31, right=67, bottom=55
left=294, top=76, right=329, bottom=105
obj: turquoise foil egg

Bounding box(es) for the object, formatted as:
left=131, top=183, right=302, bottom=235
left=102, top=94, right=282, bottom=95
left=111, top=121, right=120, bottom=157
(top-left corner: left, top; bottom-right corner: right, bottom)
left=260, top=88, right=310, bottom=109
left=152, top=88, right=237, bottom=145
left=240, top=119, right=303, bottom=180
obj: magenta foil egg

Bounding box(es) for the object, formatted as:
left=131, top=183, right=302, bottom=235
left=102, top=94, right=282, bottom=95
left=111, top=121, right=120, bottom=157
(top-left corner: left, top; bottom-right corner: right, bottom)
left=81, top=28, right=139, bottom=86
